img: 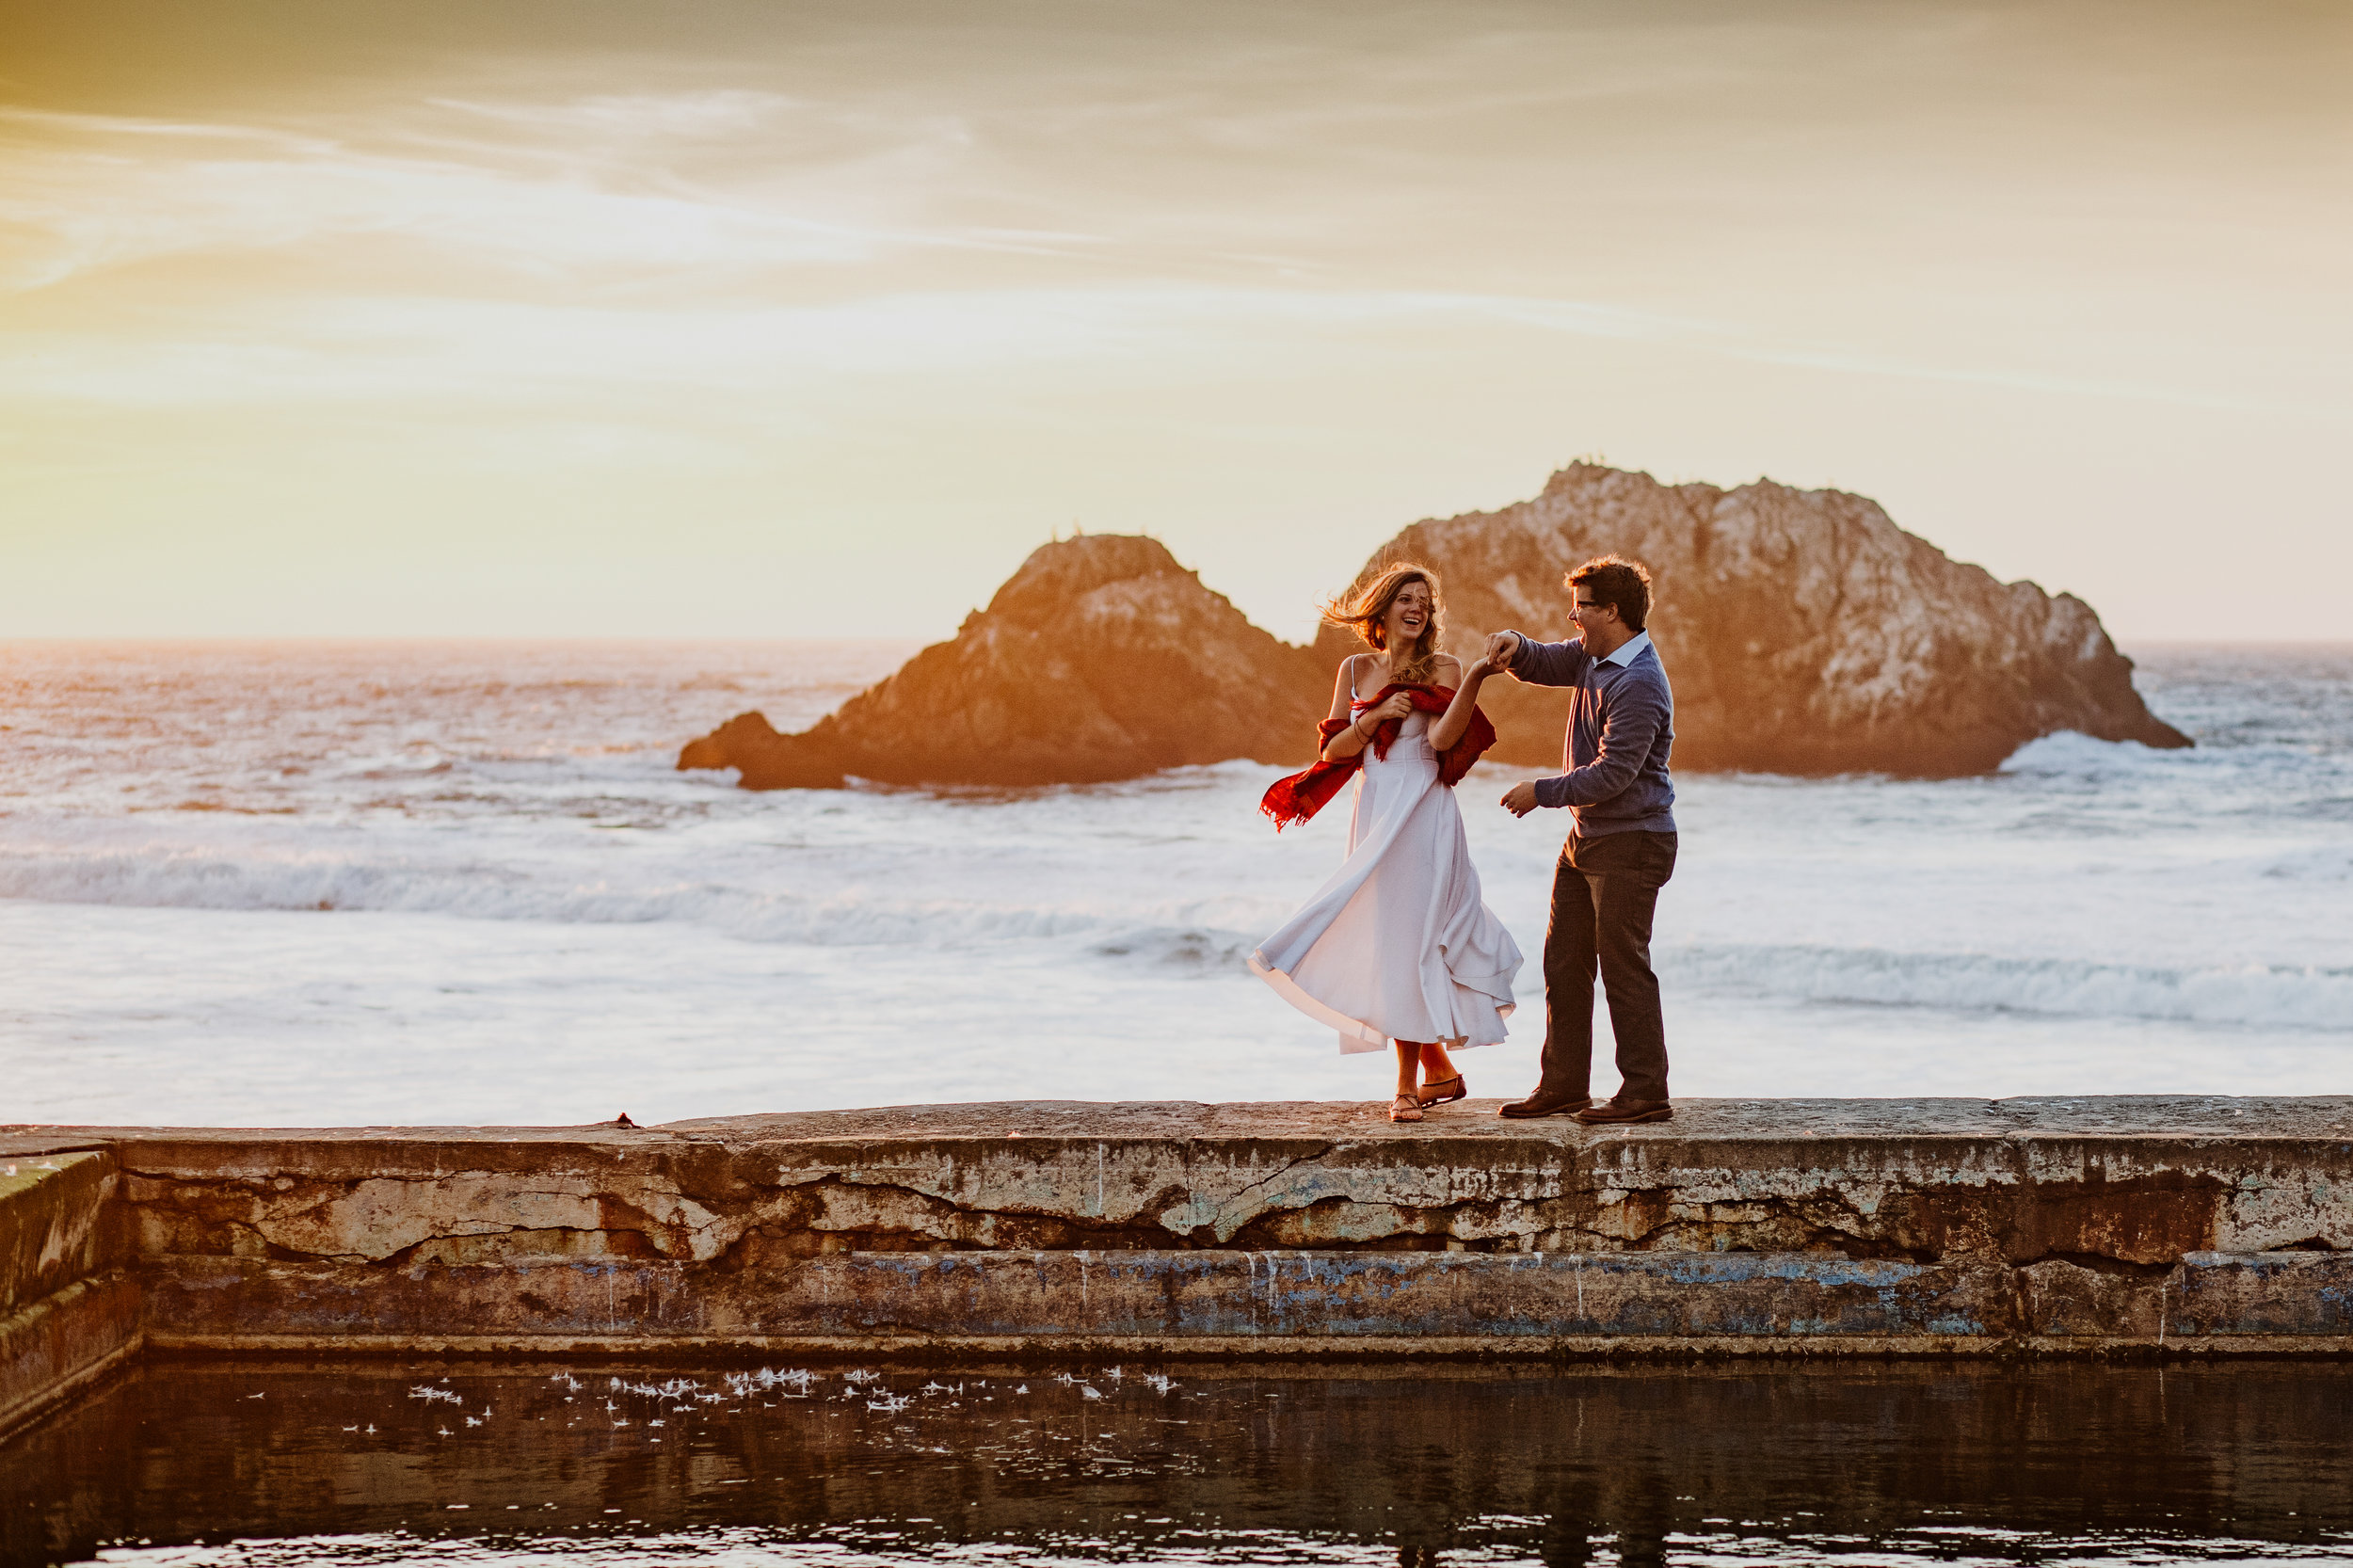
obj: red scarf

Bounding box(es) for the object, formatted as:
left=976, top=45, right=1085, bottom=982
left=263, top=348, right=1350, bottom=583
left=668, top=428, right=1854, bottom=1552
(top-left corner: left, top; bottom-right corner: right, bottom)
left=1259, top=682, right=1497, bottom=830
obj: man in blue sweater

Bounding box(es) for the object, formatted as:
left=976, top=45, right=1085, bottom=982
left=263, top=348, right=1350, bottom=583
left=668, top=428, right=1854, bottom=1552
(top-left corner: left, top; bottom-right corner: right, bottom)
left=1481, top=555, right=1679, bottom=1125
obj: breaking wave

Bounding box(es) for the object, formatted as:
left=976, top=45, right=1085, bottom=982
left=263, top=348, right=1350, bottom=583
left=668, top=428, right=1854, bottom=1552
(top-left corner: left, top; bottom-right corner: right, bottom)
left=0, top=829, right=1282, bottom=955
left=1667, top=943, right=2353, bottom=1032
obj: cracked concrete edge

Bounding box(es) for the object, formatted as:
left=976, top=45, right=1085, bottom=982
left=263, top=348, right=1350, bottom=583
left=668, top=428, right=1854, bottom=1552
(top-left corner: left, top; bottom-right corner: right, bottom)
left=16, top=1101, right=2353, bottom=1276
left=107, top=1153, right=2353, bottom=1267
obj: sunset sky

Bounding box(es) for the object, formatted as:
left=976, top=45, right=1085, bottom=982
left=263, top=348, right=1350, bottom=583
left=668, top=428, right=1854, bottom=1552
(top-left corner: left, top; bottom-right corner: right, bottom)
left=3, top=0, right=2346, bottom=642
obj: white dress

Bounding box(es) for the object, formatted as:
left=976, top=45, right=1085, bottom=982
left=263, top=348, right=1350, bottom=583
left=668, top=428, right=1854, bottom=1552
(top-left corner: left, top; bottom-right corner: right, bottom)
left=1249, top=688, right=1522, bottom=1054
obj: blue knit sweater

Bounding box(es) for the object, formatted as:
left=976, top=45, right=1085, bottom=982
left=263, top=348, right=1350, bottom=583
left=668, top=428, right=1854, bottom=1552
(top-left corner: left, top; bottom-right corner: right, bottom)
left=1504, top=630, right=1678, bottom=838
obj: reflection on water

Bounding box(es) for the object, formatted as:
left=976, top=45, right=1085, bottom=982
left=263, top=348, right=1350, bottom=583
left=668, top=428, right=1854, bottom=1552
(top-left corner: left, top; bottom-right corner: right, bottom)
left=7, top=1359, right=2353, bottom=1566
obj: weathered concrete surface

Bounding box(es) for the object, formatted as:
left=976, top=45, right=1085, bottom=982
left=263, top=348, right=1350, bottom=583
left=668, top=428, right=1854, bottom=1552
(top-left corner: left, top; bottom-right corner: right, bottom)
left=4, top=1097, right=2351, bottom=1362
left=134, top=1250, right=2353, bottom=1360
left=141, top=1250, right=2003, bottom=1355
left=0, top=1275, right=141, bottom=1439
left=0, top=1153, right=136, bottom=1440
left=13, top=1097, right=2345, bottom=1265
left=1, top=1151, right=118, bottom=1317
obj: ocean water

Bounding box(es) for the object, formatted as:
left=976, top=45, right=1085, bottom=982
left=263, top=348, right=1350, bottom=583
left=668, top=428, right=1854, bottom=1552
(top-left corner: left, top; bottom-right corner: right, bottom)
left=9, top=1360, right=2353, bottom=1566
left=1, top=639, right=2347, bottom=1128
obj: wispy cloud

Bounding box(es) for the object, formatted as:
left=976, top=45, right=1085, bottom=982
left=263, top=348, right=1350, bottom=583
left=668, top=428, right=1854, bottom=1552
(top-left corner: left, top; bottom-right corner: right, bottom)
left=4, top=279, right=2313, bottom=421
left=0, top=100, right=1104, bottom=295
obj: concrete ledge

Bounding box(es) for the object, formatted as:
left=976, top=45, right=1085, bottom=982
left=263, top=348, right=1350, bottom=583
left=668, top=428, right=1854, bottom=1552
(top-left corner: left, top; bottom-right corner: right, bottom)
left=5, top=1098, right=2352, bottom=1369
left=0, top=1152, right=133, bottom=1441
left=1, top=1151, right=117, bottom=1317
left=8, top=1096, right=2349, bottom=1268
left=0, top=1272, right=142, bottom=1441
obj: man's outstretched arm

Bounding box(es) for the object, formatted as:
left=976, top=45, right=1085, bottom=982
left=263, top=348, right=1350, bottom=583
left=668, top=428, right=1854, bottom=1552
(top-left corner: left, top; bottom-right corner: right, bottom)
left=1484, top=629, right=1591, bottom=687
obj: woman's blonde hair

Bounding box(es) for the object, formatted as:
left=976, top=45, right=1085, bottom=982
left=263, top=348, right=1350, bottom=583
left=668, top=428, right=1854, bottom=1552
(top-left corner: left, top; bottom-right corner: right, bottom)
left=1323, top=561, right=1445, bottom=683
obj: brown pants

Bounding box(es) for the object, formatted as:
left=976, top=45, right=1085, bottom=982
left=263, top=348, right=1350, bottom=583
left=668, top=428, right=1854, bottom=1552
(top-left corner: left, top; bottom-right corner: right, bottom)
left=1540, top=830, right=1678, bottom=1102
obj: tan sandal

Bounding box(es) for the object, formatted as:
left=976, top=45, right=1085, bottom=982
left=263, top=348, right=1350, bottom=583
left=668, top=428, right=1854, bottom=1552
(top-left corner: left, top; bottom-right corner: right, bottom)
left=1388, top=1094, right=1425, bottom=1123
left=1416, top=1073, right=1466, bottom=1108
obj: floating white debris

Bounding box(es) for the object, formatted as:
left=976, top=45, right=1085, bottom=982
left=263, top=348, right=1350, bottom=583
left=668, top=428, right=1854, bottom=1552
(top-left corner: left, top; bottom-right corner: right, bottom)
left=409, top=1386, right=463, bottom=1405
left=1016, top=1384, right=1029, bottom=1395
left=725, top=1367, right=818, bottom=1397
left=842, top=1369, right=881, bottom=1385
left=1081, top=1385, right=1103, bottom=1400
left=1144, top=1373, right=1176, bottom=1394
left=866, top=1392, right=913, bottom=1413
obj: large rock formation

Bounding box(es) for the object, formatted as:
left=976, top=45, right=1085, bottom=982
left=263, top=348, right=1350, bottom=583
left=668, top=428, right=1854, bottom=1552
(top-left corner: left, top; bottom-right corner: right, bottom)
left=680, top=534, right=1328, bottom=788
left=681, top=464, right=2187, bottom=788
left=1319, top=463, right=2190, bottom=775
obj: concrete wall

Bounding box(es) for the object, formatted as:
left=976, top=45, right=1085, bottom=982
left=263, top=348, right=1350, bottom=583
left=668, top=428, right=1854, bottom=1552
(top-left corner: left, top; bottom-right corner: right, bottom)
left=3, top=1096, right=2351, bottom=1390
left=0, top=1151, right=138, bottom=1440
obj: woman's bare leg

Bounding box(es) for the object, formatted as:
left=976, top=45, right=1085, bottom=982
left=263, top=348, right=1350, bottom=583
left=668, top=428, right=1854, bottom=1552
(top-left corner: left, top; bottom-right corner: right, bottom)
left=1389, top=1041, right=1429, bottom=1121
left=1419, top=1042, right=1459, bottom=1084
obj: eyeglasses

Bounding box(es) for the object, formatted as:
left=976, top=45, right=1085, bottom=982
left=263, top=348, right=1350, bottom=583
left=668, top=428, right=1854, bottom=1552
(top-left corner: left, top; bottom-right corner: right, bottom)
left=1571, top=600, right=1608, bottom=613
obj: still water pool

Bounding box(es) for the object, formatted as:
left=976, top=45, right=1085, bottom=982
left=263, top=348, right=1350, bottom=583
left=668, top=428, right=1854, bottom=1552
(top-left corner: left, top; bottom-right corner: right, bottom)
left=7, top=1360, right=2353, bottom=1567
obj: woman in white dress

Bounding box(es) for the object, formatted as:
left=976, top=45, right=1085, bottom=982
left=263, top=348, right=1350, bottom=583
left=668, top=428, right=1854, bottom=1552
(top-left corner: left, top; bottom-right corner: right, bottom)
left=1251, top=564, right=1524, bottom=1122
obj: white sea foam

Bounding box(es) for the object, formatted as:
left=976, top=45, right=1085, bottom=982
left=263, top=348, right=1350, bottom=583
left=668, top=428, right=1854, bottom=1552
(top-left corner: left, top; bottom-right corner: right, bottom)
left=1665, top=944, right=2353, bottom=1031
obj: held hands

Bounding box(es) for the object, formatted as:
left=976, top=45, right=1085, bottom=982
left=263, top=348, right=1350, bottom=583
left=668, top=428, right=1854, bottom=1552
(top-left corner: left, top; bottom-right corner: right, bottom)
left=1481, top=632, right=1538, bottom=814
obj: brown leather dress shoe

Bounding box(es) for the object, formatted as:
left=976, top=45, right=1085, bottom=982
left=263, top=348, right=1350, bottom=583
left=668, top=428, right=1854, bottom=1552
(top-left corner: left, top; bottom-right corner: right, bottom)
left=1571, top=1098, right=1673, bottom=1125
left=1497, top=1090, right=1592, bottom=1119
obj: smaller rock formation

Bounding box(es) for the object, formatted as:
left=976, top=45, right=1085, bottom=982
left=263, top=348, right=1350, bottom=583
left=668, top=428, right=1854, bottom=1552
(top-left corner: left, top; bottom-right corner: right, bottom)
left=680, top=535, right=1328, bottom=789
